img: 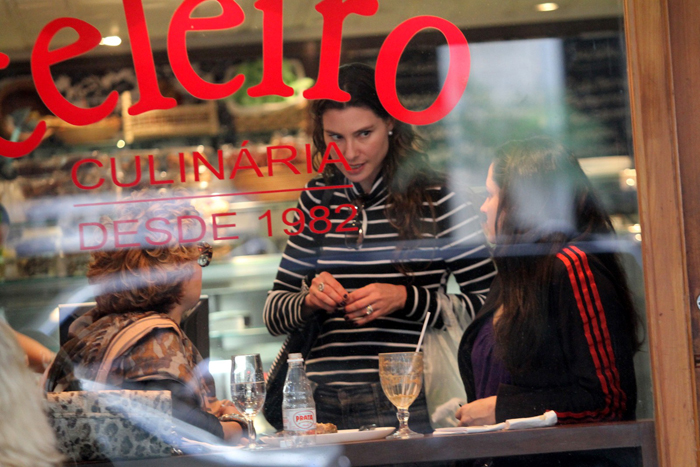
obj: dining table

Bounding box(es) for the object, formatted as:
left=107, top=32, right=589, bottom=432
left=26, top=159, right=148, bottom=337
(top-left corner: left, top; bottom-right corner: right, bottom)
left=67, top=419, right=657, bottom=467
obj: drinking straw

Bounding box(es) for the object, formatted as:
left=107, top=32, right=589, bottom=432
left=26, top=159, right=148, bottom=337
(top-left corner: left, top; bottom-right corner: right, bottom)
left=415, top=312, right=431, bottom=352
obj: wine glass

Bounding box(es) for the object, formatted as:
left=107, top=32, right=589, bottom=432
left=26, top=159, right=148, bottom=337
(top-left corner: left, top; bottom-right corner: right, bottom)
left=231, top=354, right=266, bottom=449
left=379, top=352, right=424, bottom=440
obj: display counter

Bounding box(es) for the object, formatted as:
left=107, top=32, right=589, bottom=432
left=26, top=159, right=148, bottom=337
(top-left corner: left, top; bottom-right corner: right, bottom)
left=0, top=253, right=288, bottom=402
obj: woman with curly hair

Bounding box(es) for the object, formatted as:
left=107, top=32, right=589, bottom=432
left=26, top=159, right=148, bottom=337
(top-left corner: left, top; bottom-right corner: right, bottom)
left=45, top=190, right=245, bottom=444
left=264, top=63, right=495, bottom=432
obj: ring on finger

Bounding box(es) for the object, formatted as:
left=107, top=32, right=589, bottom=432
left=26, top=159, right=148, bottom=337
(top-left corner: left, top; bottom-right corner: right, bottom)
left=366, top=304, right=374, bottom=316
left=318, top=283, right=325, bottom=292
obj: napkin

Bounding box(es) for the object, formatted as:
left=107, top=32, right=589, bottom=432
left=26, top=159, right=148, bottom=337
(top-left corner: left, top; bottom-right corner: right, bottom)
left=433, top=422, right=506, bottom=435
left=179, top=438, right=242, bottom=453
left=432, top=410, right=557, bottom=436
left=504, top=410, right=557, bottom=430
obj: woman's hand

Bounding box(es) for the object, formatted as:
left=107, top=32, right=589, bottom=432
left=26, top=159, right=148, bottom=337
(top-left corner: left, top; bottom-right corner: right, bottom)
left=216, top=402, right=247, bottom=445
left=220, top=420, right=245, bottom=444
left=344, top=283, right=407, bottom=325
left=455, top=396, right=497, bottom=426
left=303, top=271, right=348, bottom=317
left=209, top=399, right=243, bottom=418
left=14, top=331, right=56, bottom=373
left=220, top=404, right=243, bottom=417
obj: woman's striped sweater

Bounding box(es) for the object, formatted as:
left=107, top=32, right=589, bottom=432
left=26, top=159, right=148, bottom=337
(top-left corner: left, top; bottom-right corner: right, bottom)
left=264, top=174, right=496, bottom=387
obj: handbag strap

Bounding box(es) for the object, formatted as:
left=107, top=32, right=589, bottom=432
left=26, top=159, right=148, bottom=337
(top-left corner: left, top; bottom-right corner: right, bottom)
left=94, top=316, right=183, bottom=385
left=266, top=176, right=339, bottom=384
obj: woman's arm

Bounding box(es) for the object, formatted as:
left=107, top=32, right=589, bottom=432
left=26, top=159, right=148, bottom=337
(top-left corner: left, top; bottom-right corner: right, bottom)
left=122, top=378, right=244, bottom=442
left=121, top=329, right=244, bottom=443
left=494, top=247, right=636, bottom=423
left=13, top=330, right=55, bottom=373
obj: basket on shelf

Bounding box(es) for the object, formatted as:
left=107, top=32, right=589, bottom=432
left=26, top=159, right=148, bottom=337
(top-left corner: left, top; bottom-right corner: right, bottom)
left=226, top=59, right=311, bottom=134
left=45, top=116, right=122, bottom=145
left=121, top=92, right=220, bottom=143
left=231, top=99, right=309, bottom=134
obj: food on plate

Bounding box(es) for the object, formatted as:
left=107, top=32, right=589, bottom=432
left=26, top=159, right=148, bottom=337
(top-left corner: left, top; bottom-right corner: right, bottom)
left=276, top=422, right=338, bottom=436
left=315, top=423, right=338, bottom=434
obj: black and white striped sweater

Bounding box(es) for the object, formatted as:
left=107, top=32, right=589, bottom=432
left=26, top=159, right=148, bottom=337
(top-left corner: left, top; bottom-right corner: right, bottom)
left=264, top=174, right=496, bottom=387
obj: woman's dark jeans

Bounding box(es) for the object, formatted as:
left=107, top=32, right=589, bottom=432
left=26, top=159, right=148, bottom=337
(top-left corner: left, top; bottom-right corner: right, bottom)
left=314, top=382, right=432, bottom=433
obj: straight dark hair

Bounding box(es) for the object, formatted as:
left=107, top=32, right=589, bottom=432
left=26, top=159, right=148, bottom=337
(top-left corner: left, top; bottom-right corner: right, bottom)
left=310, top=63, right=442, bottom=241
left=491, top=137, right=640, bottom=373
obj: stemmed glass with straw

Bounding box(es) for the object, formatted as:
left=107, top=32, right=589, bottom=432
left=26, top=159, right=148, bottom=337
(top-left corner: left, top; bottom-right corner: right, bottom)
left=379, top=312, right=431, bottom=440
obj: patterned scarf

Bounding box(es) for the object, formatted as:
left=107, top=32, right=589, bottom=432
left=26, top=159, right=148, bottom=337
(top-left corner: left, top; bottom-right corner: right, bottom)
left=45, top=309, right=219, bottom=413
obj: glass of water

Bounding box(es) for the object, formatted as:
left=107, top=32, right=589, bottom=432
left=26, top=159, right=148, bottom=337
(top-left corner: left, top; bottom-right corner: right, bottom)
left=231, top=353, right=266, bottom=449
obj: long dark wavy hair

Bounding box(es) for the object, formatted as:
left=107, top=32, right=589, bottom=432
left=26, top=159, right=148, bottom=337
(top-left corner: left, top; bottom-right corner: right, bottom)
left=491, top=137, right=640, bottom=372
left=310, top=63, right=442, bottom=241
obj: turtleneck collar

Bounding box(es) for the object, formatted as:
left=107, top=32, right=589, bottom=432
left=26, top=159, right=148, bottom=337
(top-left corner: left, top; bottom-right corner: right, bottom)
left=345, top=172, right=388, bottom=207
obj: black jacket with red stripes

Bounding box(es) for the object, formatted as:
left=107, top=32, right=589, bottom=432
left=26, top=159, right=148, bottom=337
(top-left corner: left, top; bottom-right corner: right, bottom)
left=458, top=245, right=637, bottom=423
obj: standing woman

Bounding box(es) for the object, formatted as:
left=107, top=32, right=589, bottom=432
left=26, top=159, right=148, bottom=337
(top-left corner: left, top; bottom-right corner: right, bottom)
left=264, top=63, right=496, bottom=431
left=456, top=137, right=639, bottom=432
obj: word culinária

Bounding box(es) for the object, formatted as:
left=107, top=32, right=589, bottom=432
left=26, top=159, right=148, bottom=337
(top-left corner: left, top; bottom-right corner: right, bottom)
left=71, top=141, right=349, bottom=190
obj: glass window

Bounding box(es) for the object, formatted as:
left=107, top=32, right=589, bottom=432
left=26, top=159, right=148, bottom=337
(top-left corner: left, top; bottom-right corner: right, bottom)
left=0, top=0, right=651, bottom=461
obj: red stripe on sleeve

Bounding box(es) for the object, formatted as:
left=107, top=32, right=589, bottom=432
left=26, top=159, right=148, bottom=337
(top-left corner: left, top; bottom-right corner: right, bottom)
left=555, top=251, right=615, bottom=421
left=563, top=248, right=619, bottom=416
left=569, top=245, right=626, bottom=413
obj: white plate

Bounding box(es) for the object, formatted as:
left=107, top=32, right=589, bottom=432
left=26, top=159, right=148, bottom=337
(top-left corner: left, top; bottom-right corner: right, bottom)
left=261, top=427, right=396, bottom=447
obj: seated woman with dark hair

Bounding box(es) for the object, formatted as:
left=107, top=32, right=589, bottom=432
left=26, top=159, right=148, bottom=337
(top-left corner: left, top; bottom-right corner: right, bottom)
left=457, top=137, right=639, bottom=430
left=45, top=190, right=245, bottom=443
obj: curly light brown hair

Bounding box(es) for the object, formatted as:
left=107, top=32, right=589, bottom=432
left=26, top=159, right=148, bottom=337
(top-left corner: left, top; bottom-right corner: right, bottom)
left=86, top=190, right=202, bottom=317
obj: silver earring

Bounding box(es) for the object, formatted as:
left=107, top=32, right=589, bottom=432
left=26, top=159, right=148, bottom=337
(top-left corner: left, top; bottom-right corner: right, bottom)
left=388, top=130, right=393, bottom=136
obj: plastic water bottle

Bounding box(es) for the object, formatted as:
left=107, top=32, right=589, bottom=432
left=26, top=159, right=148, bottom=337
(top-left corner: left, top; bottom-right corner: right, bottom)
left=282, top=353, right=316, bottom=447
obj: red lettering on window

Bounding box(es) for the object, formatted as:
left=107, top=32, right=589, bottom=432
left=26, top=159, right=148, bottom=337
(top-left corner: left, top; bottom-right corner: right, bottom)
left=114, top=220, right=140, bottom=248
left=31, top=18, right=118, bottom=126
left=376, top=16, right=470, bottom=125
left=149, top=155, right=174, bottom=185
left=267, top=145, right=300, bottom=176
left=79, top=223, right=108, bottom=251
left=111, top=156, right=142, bottom=188
left=213, top=213, right=239, bottom=240
left=318, top=142, right=351, bottom=173
left=145, top=218, right=173, bottom=246
left=303, top=0, right=379, bottom=101
left=168, top=0, right=246, bottom=100
left=229, top=146, right=264, bottom=178
left=248, top=0, right=293, bottom=98
left=178, top=215, right=206, bottom=243
left=122, top=0, right=177, bottom=115
left=194, top=151, right=225, bottom=181
left=71, top=158, right=105, bottom=189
